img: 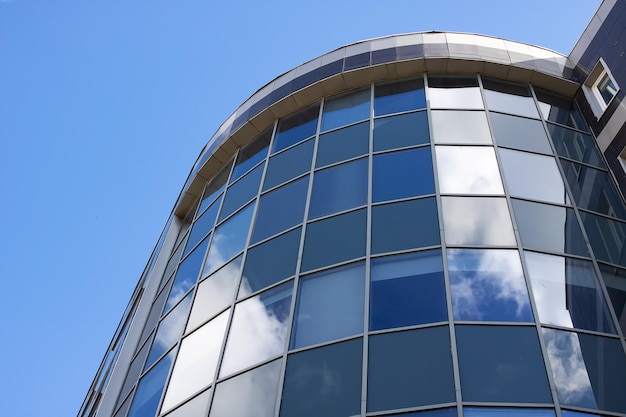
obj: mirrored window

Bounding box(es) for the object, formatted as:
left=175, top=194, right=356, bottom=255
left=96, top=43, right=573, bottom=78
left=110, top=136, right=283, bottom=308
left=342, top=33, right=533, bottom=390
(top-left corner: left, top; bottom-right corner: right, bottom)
left=210, top=360, right=281, bottom=417
left=231, top=129, right=271, bottom=182
left=442, top=197, right=516, bottom=246
left=301, top=209, right=367, bottom=272
left=375, top=78, right=426, bottom=116
left=448, top=249, right=533, bottom=322
left=499, top=149, right=565, bottom=204
left=373, top=147, right=434, bottom=202
left=263, top=138, right=314, bottom=190
left=309, top=158, right=368, bottom=219
left=598, top=263, right=626, bottom=336
left=166, top=236, right=210, bottom=312
left=370, top=250, right=446, bottom=330
left=372, top=198, right=440, bottom=254
left=465, top=408, right=555, bottom=417
left=221, top=282, right=293, bottom=377
left=482, top=78, right=539, bottom=118
left=165, top=388, right=211, bottom=417
left=273, top=104, right=319, bottom=153
left=436, top=146, right=504, bottom=194
left=373, top=111, right=430, bottom=151
left=291, top=262, right=364, bottom=349
left=321, top=88, right=370, bottom=132
left=126, top=351, right=174, bottom=417
left=203, top=202, right=255, bottom=277
left=252, top=176, right=308, bottom=243
left=580, top=211, right=626, bottom=268
left=185, top=200, right=219, bottom=257
left=219, top=164, right=263, bottom=221
left=187, top=255, right=242, bottom=332
left=525, top=252, right=615, bottom=333
left=512, top=199, right=589, bottom=257
left=535, top=88, right=588, bottom=132
left=367, top=327, right=455, bottom=411
left=119, top=334, right=153, bottom=406
left=161, top=310, right=230, bottom=412
left=489, top=112, right=552, bottom=154
left=316, top=121, right=369, bottom=168
left=428, top=75, right=483, bottom=109
left=280, top=339, right=362, bottom=417
left=198, top=162, right=231, bottom=214
left=456, top=325, right=551, bottom=403
left=542, top=329, right=626, bottom=413
left=547, top=124, right=603, bottom=168
left=431, top=111, right=492, bottom=144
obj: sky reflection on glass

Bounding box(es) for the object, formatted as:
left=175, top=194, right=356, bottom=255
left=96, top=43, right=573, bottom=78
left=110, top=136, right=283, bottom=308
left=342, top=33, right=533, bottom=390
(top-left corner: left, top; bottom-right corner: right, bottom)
left=436, top=146, right=504, bottom=194
left=165, top=236, right=210, bottom=312
left=429, top=86, right=483, bottom=109
left=431, top=111, right=492, bottom=144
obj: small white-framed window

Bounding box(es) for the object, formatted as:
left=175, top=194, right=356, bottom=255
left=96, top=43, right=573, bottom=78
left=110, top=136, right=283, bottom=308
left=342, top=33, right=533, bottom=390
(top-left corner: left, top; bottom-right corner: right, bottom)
left=582, top=58, right=620, bottom=119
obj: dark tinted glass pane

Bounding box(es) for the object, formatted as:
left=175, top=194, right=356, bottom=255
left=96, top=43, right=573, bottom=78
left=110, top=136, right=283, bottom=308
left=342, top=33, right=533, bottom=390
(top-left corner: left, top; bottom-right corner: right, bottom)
left=280, top=339, right=362, bottom=417
left=370, top=250, right=447, bottom=330
left=373, top=111, right=430, bottom=151
left=127, top=351, right=174, bottom=417
left=560, top=159, right=626, bottom=218
left=367, top=327, right=455, bottom=411
left=273, top=104, right=319, bottom=153
left=543, top=329, right=626, bottom=413
left=264, top=138, right=314, bottom=190
left=241, top=228, right=301, bottom=296
left=465, top=408, right=555, bottom=417
left=166, top=236, right=210, bottom=312
left=252, top=176, right=308, bottom=243
left=301, top=209, right=367, bottom=272
left=449, top=249, right=533, bottom=322
left=535, top=88, right=588, bottom=132
left=375, top=78, right=426, bottom=116
left=185, top=200, right=219, bottom=256
left=547, top=124, right=603, bottom=168
left=372, top=198, right=440, bottom=254
left=373, top=147, right=434, bottom=202
left=309, top=158, right=368, bottom=219
left=231, top=129, right=271, bottom=182
left=598, top=263, right=626, bottom=336
left=219, top=164, right=263, bottom=221
left=428, top=75, right=478, bottom=88
left=394, top=408, right=458, bottom=417
left=512, top=199, right=589, bottom=257
left=198, top=162, right=232, bottom=214
left=322, top=88, right=370, bottom=131
left=580, top=212, right=626, bottom=267
left=525, top=252, right=615, bottom=333
left=490, top=112, right=552, bottom=154
left=456, top=325, right=551, bottom=403
left=291, top=262, right=364, bottom=349
left=316, top=121, right=369, bottom=167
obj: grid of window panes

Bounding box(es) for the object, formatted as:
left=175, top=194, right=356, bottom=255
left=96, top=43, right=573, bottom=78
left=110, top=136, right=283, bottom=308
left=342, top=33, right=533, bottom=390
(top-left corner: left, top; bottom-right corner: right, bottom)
left=116, top=75, right=626, bottom=417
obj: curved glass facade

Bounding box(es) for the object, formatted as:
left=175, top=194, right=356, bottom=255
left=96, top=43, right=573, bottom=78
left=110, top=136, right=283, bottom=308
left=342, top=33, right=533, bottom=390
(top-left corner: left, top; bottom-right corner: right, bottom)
left=79, top=33, right=626, bottom=417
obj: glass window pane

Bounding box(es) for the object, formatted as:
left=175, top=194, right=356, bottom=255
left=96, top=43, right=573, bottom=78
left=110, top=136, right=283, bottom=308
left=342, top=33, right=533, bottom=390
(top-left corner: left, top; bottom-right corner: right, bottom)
left=560, top=159, right=626, bottom=218
left=373, top=147, right=434, bottom=202
left=370, top=250, right=447, bottom=330
left=512, top=199, right=589, bottom=257
left=316, top=121, right=369, bottom=167
left=165, top=389, right=211, bottom=417
left=291, top=262, right=364, bottom=349
left=456, top=325, right=551, bottom=403
left=241, top=228, right=301, bottom=297
left=465, top=408, right=555, bottom=417
left=221, top=282, right=293, bottom=376
left=482, top=78, right=539, bottom=118
left=321, top=89, right=370, bottom=131
left=252, top=176, right=308, bottom=243
left=547, top=124, right=603, bottom=168
left=525, top=252, right=615, bottom=333
left=219, top=165, right=263, bottom=221
left=279, top=339, right=362, bottom=417
left=375, top=78, right=426, bottom=116
left=535, top=88, right=588, bottom=132
left=598, top=263, right=626, bottom=336
left=499, top=149, right=565, bottom=204
left=186, top=255, right=242, bottom=332
left=263, top=138, right=314, bottom=190
left=231, top=129, right=271, bottom=182
left=210, top=360, right=281, bottom=417
left=127, top=351, right=174, bottom=417
left=309, top=158, right=368, bottom=219
left=431, top=111, right=492, bottom=144
left=392, top=408, right=458, bottom=417
left=161, top=311, right=230, bottom=412
left=118, top=333, right=153, bottom=407
left=273, top=104, right=319, bottom=153
left=367, top=327, right=455, bottom=411
left=373, top=111, right=430, bottom=151
left=542, top=329, right=626, bottom=413
left=372, top=198, right=440, bottom=254
left=436, top=146, right=504, bottom=195
left=490, top=112, right=552, bottom=154
left=448, top=249, right=533, bottom=322
left=203, top=202, right=255, bottom=277
left=198, top=162, right=232, bottom=214
left=185, top=200, right=219, bottom=257
left=428, top=75, right=483, bottom=109
left=301, top=209, right=367, bottom=272
left=580, top=212, right=626, bottom=267
left=166, top=237, right=210, bottom=312
left=442, top=197, right=516, bottom=246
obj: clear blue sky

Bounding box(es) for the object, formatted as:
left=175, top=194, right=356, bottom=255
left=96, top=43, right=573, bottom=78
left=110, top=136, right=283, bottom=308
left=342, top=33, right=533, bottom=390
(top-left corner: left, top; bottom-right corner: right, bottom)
left=0, top=1, right=601, bottom=416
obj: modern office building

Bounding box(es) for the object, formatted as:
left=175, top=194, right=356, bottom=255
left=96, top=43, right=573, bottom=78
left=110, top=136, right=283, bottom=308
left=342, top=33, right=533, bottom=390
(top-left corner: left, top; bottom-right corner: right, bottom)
left=78, top=2, right=626, bottom=417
